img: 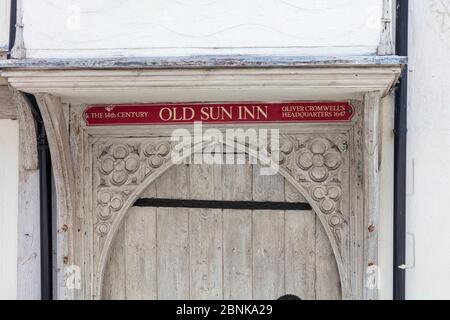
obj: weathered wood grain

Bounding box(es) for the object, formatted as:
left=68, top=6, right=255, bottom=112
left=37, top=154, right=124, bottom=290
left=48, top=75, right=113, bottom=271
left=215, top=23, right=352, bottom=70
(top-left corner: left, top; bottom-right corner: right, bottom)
left=16, top=170, right=40, bottom=300
left=102, top=224, right=126, bottom=300
left=102, top=157, right=346, bottom=300
left=155, top=165, right=190, bottom=299
left=36, top=93, right=76, bottom=300
left=285, top=180, right=316, bottom=300
left=154, top=163, right=189, bottom=199
left=189, top=164, right=222, bottom=200
left=222, top=164, right=252, bottom=201
left=223, top=209, right=252, bottom=299
left=189, top=208, right=223, bottom=299
left=315, top=218, right=342, bottom=300
left=0, top=55, right=407, bottom=70
left=252, top=164, right=285, bottom=202
left=15, top=90, right=40, bottom=299
left=363, top=91, right=382, bottom=299
left=157, top=207, right=190, bottom=300
left=124, top=207, right=157, bottom=299
left=252, top=210, right=285, bottom=300
left=285, top=211, right=316, bottom=300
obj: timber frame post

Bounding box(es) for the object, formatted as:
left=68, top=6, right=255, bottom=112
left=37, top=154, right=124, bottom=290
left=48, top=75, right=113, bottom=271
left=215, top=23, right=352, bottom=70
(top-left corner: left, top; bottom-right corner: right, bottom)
left=363, top=91, right=382, bottom=299
left=13, top=90, right=40, bottom=299
left=34, top=93, right=76, bottom=300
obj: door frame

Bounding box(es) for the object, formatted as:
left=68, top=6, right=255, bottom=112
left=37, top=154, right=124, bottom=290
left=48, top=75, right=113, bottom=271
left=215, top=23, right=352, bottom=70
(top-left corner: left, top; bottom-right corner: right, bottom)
left=6, top=60, right=403, bottom=299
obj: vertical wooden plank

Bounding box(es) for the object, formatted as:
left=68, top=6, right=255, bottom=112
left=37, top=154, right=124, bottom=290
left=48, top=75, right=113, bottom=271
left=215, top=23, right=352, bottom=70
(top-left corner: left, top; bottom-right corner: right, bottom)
left=36, top=94, right=76, bottom=300
left=285, top=179, right=316, bottom=300
left=252, top=165, right=285, bottom=299
left=223, top=210, right=252, bottom=299
left=363, top=91, right=381, bottom=299
left=222, top=164, right=253, bottom=299
left=252, top=164, right=284, bottom=202
left=155, top=164, right=190, bottom=299
left=102, top=223, right=126, bottom=300
left=124, top=207, right=157, bottom=299
left=222, top=164, right=252, bottom=201
left=189, top=208, right=223, bottom=299
left=16, top=91, right=40, bottom=300
left=154, top=163, right=189, bottom=199
left=188, top=164, right=223, bottom=299
left=285, top=212, right=316, bottom=300
left=252, top=210, right=285, bottom=300
left=16, top=170, right=40, bottom=300
left=315, top=219, right=341, bottom=300
left=157, top=207, right=190, bottom=300
left=189, top=164, right=222, bottom=200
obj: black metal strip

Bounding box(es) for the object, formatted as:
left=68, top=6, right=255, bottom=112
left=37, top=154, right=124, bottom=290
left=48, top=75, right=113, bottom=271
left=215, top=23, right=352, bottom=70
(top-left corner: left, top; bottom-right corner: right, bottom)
left=394, top=0, right=408, bottom=301
left=134, top=198, right=312, bottom=211
left=25, top=93, right=53, bottom=300
left=8, top=0, right=17, bottom=59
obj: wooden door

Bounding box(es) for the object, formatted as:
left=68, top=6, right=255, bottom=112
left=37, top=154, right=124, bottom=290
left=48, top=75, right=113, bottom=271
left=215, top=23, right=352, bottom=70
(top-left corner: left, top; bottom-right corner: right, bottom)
left=102, top=162, right=341, bottom=300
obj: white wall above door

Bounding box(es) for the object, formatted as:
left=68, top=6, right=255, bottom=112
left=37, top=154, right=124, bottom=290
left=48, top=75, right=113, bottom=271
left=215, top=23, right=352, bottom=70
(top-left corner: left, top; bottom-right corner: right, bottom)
left=21, top=0, right=384, bottom=58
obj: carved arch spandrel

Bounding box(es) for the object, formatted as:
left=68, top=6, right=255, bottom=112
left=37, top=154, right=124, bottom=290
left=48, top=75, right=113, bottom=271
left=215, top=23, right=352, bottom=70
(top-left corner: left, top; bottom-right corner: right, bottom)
left=91, top=134, right=353, bottom=299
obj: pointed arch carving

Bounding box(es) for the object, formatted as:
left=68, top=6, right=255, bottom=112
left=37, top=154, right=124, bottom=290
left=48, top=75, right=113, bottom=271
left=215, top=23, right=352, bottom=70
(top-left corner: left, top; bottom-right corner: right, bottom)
left=91, top=133, right=354, bottom=299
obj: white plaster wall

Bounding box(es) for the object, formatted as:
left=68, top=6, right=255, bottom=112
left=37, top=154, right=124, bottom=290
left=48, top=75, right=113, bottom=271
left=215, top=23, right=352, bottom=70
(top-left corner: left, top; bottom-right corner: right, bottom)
left=406, top=0, right=450, bottom=300
left=0, top=0, right=10, bottom=51
left=21, top=0, right=383, bottom=58
left=0, top=119, right=19, bottom=300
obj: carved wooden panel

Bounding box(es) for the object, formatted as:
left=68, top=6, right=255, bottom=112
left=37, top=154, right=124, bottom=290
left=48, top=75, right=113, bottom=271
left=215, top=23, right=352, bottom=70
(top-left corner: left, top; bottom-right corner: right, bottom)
left=86, top=130, right=355, bottom=299
left=65, top=99, right=371, bottom=300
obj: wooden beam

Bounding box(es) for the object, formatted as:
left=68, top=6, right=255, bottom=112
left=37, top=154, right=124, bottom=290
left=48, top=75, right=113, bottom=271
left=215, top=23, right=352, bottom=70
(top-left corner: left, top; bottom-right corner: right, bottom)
left=35, top=93, right=76, bottom=300
left=14, top=90, right=40, bottom=299
left=363, top=91, right=382, bottom=300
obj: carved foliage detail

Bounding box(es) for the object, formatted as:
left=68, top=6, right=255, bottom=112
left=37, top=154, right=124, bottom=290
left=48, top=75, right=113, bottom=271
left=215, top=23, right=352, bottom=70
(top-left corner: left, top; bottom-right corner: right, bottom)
left=93, top=135, right=349, bottom=254
left=143, top=142, right=171, bottom=177
left=95, top=190, right=129, bottom=237
left=98, top=143, right=140, bottom=187
left=297, top=138, right=342, bottom=182
left=278, top=135, right=347, bottom=247
left=94, top=140, right=172, bottom=237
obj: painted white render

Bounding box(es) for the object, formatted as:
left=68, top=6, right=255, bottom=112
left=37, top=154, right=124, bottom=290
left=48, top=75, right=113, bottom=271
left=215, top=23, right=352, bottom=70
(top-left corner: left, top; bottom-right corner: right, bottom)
left=406, top=0, right=450, bottom=300
left=0, top=119, right=19, bottom=300
left=21, top=0, right=384, bottom=58
left=0, top=0, right=10, bottom=52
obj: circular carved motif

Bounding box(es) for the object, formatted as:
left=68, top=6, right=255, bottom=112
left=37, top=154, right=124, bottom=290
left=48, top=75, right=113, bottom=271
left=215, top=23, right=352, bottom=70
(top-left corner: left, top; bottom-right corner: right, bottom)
left=97, top=191, right=124, bottom=221
left=96, top=222, right=110, bottom=236
left=296, top=138, right=342, bottom=182
left=100, top=158, right=114, bottom=174
left=312, top=154, right=324, bottom=167
left=125, top=157, right=139, bottom=172
left=311, top=185, right=341, bottom=214
left=329, top=215, right=342, bottom=227
left=113, top=144, right=129, bottom=159
left=111, top=170, right=128, bottom=186
left=98, top=144, right=141, bottom=187
left=144, top=143, right=171, bottom=169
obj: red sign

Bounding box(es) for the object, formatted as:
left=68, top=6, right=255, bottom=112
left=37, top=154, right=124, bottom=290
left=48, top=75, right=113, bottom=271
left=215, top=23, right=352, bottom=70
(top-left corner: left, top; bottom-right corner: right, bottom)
left=84, top=102, right=354, bottom=126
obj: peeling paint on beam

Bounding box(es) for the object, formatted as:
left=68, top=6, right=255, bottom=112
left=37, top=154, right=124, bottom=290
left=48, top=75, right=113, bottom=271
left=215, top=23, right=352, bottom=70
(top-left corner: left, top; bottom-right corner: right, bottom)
left=0, top=55, right=407, bottom=70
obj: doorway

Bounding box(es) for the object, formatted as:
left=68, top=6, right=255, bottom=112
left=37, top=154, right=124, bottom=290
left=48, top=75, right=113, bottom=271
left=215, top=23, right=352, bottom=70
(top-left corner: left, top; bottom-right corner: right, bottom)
left=102, top=162, right=342, bottom=300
